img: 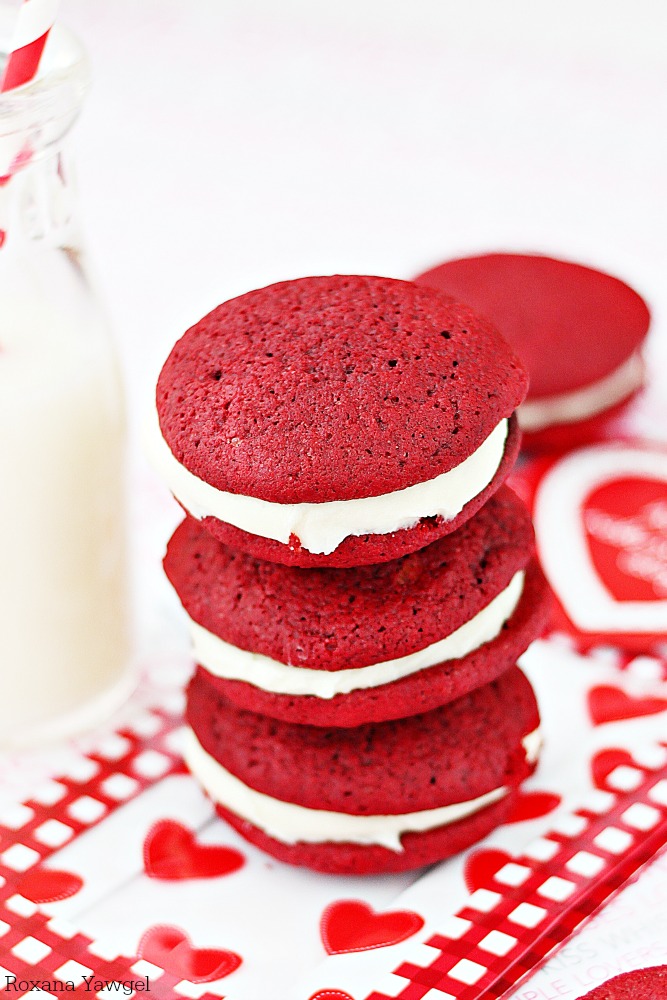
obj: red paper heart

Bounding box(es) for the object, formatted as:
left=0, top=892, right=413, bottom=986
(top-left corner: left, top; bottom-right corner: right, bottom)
left=17, top=868, right=83, bottom=904
left=309, top=992, right=355, bottom=1000
left=588, top=685, right=667, bottom=726
left=584, top=477, right=667, bottom=603
left=464, top=849, right=512, bottom=893
left=144, top=820, right=244, bottom=880
left=591, top=748, right=638, bottom=790
left=138, top=925, right=241, bottom=983
left=524, top=447, right=667, bottom=653
left=321, top=900, right=424, bottom=955
left=505, top=790, right=561, bottom=823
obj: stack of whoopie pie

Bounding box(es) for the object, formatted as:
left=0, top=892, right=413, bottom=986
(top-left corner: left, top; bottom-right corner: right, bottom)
left=151, top=275, right=551, bottom=874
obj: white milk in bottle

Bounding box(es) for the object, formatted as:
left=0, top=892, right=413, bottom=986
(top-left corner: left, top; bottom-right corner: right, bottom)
left=0, top=22, right=132, bottom=744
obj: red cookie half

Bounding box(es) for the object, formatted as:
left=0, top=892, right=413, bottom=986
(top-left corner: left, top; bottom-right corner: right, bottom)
left=184, top=666, right=540, bottom=875
left=579, top=966, right=667, bottom=999
left=152, top=275, right=526, bottom=567
left=415, top=254, right=650, bottom=450
left=165, top=487, right=551, bottom=725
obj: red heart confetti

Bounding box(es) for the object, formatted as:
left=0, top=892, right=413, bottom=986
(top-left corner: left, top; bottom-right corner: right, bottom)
left=588, top=685, right=667, bottom=726
left=17, top=868, right=83, bottom=904
left=518, top=447, right=667, bottom=653
left=321, top=900, right=424, bottom=955
left=584, top=477, right=667, bottom=603
left=144, top=819, right=244, bottom=880
left=138, top=925, right=242, bottom=983
left=463, top=848, right=513, bottom=893
left=505, top=790, right=561, bottom=823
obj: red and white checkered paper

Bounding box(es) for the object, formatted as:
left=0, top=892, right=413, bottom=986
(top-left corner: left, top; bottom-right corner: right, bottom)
left=295, top=642, right=667, bottom=1000
left=0, top=639, right=664, bottom=1000
left=0, top=654, right=416, bottom=1000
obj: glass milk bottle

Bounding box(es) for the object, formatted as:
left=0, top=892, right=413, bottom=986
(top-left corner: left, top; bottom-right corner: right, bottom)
left=0, top=18, right=132, bottom=744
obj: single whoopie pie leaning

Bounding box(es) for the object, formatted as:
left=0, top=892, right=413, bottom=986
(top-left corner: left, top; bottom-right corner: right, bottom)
left=150, top=275, right=527, bottom=567
left=165, top=486, right=551, bottom=726
left=184, top=665, right=541, bottom=875
left=415, top=254, right=650, bottom=451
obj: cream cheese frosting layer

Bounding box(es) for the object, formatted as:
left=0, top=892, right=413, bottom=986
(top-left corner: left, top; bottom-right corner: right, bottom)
left=183, top=727, right=524, bottom=851
left=191, top=570, right=525, bottom=699
left=522, top=727, right=542, bottom=765
left=519, top=352, right=644, bottom=432
left=147, top=412, right=509, bottom=555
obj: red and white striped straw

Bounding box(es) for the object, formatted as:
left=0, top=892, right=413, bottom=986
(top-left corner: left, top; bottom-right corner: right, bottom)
left=0, top=0, right=59, bottom=92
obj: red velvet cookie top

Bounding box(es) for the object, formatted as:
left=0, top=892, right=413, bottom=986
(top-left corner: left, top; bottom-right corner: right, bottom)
left=157, top=275, right=527, bottom=503
left=165, top=486, right=534, bottom=671
left=580, top=966, right=667, bottom=998
left=415, top=254, right=650, bottom=400
left=186, top=666, right=539, bottom=815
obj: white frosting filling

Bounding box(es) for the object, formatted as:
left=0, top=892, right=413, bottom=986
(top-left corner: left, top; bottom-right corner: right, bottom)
left=519, top=352, right=644, bottom=432
left=191, top=570, right=525, bottom=698
left=522, top=727, right=542, bottom=765
left=183, top=727, right=544, bottom=851
left=146, top=410, right=509, bottom=555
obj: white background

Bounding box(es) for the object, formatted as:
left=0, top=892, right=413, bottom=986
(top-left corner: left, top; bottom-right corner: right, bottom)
left=59, top=0, right=667, bottom=431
